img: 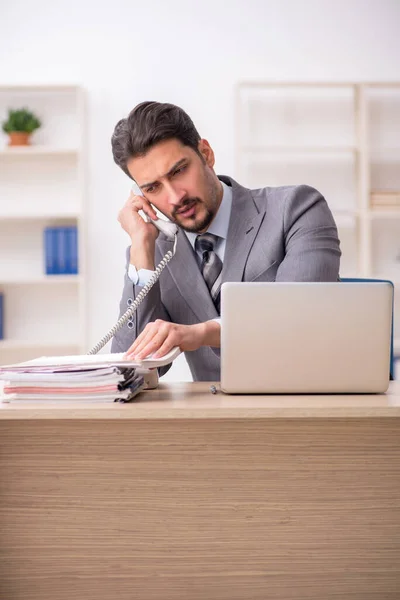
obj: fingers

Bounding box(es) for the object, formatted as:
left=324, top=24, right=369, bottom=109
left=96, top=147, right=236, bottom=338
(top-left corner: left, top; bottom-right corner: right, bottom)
left=133, top=330, right=167, bottom=360
left=152, top=337, right=175, bottom=359
left=117, top=192, right=158, bottom=239
left=128, top=191, right=157, bottom=221
left=125, top=321, right=179, bottom=361
left=125, top=321, right=170, bottom=360
left=125, top=324, right=155, bottom=358
left=137, top=333, right=170, bottom=360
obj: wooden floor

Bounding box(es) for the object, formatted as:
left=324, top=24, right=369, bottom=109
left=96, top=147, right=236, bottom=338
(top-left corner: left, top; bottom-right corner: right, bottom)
left=1, top=412, right=400, bottom=599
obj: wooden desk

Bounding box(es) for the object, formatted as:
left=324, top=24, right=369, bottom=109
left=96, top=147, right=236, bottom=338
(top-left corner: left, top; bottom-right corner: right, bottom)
left=1, top=382, right=400, bottom=600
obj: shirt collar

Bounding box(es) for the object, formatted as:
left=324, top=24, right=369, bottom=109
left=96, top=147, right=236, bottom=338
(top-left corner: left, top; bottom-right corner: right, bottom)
left=185, top=180, right=233, bottom=250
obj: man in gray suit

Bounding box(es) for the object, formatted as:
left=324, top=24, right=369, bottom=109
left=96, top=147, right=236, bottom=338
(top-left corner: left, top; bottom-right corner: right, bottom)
left=111, top=101, right=341, bottom=381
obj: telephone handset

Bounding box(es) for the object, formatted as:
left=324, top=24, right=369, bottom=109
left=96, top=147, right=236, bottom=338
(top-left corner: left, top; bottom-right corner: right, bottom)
left=141, top=212, right=178, bottom=240
left=87, top=185, right=179, bottom=355
left=132, top=182, right=178, bottom=240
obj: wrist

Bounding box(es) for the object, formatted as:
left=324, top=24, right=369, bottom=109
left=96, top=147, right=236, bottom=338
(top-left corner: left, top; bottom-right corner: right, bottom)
left=130, top=242, right=155, bottom=270
left=193, top=320, right=220, bottom=348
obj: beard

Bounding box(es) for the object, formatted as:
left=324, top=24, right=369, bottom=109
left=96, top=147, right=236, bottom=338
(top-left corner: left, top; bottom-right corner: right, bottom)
left=170, top=172, right=220, bottom=233
left=171, top=197, right=215, bottom=233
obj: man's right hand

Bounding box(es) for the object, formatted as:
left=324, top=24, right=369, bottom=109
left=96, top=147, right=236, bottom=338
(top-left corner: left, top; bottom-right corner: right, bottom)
left=118, top=190, right=159, bottom=270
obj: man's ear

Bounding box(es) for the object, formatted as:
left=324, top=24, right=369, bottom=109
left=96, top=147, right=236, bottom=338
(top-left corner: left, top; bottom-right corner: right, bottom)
left=198, top=139, right=215, bottom=167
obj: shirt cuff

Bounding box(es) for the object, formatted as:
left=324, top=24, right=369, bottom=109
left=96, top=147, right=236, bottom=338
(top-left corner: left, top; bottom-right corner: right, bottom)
left=128, top=264, right=156, bottom=287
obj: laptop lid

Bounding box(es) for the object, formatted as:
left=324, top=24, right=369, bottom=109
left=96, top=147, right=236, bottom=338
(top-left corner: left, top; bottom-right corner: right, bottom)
left=220, top=282, right=392, bottom=394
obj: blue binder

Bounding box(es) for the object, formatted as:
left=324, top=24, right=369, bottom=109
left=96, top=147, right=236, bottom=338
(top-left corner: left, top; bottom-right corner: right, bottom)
left=66, top=226, right=78, bottom=274
left=44, top=228, right=57, bottom=275
left=56, top=227, right=68, bottom=274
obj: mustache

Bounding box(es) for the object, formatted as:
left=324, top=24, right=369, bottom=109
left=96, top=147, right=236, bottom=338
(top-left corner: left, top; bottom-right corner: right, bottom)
left=171, top=197, right=201, bottom=218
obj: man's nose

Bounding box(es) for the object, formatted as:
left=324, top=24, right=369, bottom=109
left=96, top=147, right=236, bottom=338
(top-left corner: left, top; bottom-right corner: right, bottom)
left=166, top=183, right=186, bottom=206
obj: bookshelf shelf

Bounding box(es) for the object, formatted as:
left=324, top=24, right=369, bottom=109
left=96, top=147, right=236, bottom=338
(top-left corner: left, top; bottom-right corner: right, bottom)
left=369, top=210, right=400, bottom=219
left=1, top=276, right=82, bottom=285
left=0, top=147, right=79, bottom=157
left=239, top=146, right=357, bottom=153
left=0, top=212, right=81, bottom=220
left=0, top=84, right=86, bottom=363
left=370, top=147, right=400, bottom=153
left=0, top=84, right=81, bottom=92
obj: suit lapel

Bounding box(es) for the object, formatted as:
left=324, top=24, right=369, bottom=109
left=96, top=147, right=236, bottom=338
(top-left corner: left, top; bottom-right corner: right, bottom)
left=221, top=178, right=266, bottom=283
left=157, top=230, right=219, bottom=322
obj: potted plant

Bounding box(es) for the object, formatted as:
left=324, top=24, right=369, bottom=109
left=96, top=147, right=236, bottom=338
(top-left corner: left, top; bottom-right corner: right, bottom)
left=2, top=107, right=41, bottom=146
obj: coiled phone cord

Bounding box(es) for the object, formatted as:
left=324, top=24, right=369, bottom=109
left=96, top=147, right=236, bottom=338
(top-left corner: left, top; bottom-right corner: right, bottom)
left=87, top=234, right=178, bottom=355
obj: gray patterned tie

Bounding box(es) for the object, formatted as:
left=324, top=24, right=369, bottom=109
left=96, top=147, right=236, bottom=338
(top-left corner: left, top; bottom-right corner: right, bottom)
left=195, top=233, right=223, bottom=313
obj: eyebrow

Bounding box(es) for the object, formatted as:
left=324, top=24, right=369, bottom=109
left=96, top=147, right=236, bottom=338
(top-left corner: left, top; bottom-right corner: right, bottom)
left=139, top=158, right=187, bottom=190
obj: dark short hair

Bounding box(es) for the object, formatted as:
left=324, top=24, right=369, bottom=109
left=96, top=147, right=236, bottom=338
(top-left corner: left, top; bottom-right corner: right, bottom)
left=111, top=101, right=201, bottom=179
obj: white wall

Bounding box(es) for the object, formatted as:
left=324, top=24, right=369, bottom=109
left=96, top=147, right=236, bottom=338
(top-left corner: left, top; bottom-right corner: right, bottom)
left=1, top=0, right=399, bottom=380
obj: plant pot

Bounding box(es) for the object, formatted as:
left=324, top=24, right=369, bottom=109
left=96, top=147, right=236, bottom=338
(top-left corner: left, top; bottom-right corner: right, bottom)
left=7, top=132, right=31, bottom=146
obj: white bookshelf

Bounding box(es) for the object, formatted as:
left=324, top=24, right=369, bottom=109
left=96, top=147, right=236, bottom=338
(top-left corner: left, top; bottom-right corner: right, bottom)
left=0, top=84, right=86, bottom=363
left=236, top=82, right=400, bottom=352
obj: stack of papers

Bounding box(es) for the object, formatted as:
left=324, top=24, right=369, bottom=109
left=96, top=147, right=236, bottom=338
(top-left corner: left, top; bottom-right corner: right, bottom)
left=0, top=347, right=181, bottom=403
left=0, top=366, right=143, bottom=402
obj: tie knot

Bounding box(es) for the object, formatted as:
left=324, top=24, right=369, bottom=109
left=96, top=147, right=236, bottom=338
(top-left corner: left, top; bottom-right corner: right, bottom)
left=195, top=233, right=219, bottom=254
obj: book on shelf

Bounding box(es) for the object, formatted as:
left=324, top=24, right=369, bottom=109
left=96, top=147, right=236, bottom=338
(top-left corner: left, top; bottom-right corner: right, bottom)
left=370, top=190, right=400, bottom=208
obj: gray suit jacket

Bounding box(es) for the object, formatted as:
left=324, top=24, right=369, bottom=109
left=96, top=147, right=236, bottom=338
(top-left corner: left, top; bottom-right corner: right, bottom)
left=111, top=176, right=341, bottom=381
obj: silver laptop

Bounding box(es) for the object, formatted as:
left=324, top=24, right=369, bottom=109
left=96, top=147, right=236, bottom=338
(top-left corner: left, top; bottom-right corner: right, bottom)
left=221, top=282, right=393, bottom=394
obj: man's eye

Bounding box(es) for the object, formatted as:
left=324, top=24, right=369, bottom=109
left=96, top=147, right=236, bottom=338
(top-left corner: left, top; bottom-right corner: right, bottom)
left=173, top=165, right=186, bottom=176
left=145, top=185, right=157, bottom=194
